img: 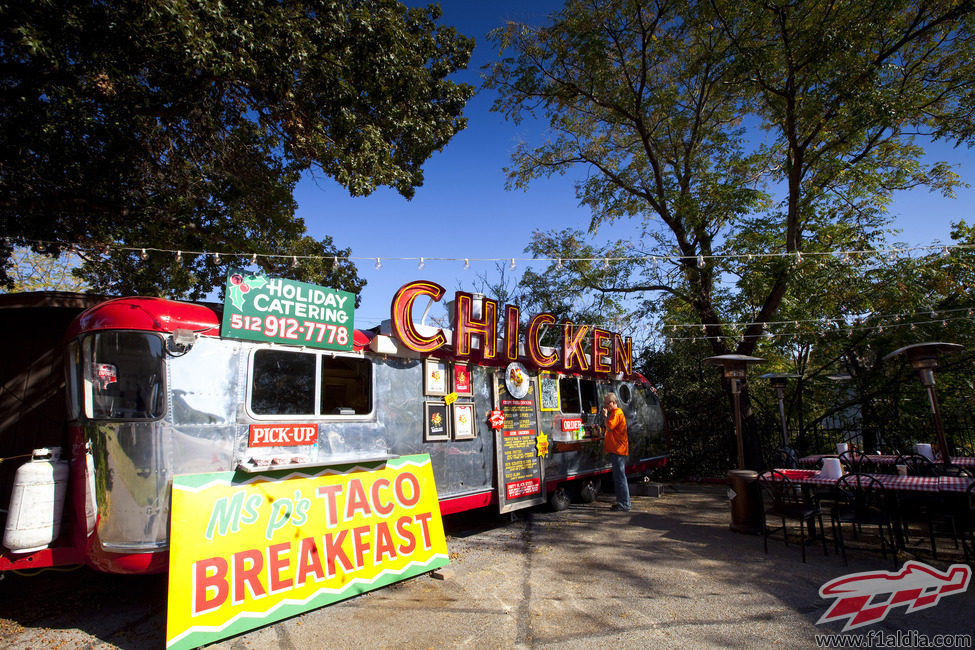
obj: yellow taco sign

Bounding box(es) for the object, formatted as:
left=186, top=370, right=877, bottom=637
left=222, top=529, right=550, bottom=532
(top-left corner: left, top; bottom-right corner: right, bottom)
left=166, top=455, right=448, bottom=649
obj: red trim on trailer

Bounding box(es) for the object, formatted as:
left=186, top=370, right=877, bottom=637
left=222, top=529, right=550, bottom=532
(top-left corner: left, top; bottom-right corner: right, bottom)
left=0, top=546, right=84, bottom=571
left=84, top=541, right=169, bottom=575
left=66, top=297, right=221, bottom=339
left=438, top=490, right=496, bottom=515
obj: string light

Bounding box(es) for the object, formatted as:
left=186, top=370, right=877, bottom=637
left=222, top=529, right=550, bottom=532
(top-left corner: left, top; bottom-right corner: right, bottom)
left=140, top=248, right=147, bottom=260
left=603, top=257, right=610, bottom=269
left=333, top=256, right=339, bottom=269
left=418, top=257, right=425, bottom=271
left=464, top=258, right=470, bottom=270
left=214, top=253, right=221, bottom=264
left=696, top=254, right=705, bottom=268
left=176, top=250, right=182, bottom=263
left=556, top=258, right=562, bottom=270
left=510, top=258, right=516, bottom=270
left=291, top=255, right=298, bottom=268
left=663, top=311, right=974, bottom=342
left=13, top=238, right=975, bottom=269
left=375, top=257, right=382, bottom=270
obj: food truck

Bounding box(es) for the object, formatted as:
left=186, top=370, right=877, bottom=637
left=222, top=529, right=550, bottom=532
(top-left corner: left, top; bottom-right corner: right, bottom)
left=0, top=275, right=668, bottom=576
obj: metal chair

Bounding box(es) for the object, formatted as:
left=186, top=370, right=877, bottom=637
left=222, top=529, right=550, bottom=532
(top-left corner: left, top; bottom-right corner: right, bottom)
left=773, top=446, right=799, bottom=469
left=830, top=474, right=897, bottom=567
left=758, top=470, right=828, bottom=563
left=893, top=452, right=939, bottom=477
left=960, top=481, right=975, bottom=563
left=838, top=450, right=879, bottom=474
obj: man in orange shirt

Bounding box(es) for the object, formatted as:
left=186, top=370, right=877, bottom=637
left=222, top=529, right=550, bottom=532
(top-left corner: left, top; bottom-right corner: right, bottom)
left=602, top=392, right=630, bottom=512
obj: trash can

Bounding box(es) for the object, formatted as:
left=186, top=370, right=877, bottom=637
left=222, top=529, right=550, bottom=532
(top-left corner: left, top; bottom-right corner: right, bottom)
left=727, top=469, right=763, bottom=534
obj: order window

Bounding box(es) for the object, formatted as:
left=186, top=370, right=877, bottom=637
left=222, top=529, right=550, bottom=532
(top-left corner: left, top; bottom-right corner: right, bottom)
left=250, top=349, right=372, bottom=416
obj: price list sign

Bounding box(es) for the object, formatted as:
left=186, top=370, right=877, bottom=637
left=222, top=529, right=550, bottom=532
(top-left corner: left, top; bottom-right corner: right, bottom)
left=495, top=377, right=545, bottom=513
left=220, top=270, right=355, bottom=351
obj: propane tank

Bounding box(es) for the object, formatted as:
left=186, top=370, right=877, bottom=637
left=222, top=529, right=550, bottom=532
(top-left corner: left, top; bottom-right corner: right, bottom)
left=3, top=447, right=70, bottom=554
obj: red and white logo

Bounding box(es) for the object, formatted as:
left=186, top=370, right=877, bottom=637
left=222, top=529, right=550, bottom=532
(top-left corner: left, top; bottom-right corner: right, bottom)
left=818, top=561, right=970, bottom=631
left=248, top=424, right=318, bottom=447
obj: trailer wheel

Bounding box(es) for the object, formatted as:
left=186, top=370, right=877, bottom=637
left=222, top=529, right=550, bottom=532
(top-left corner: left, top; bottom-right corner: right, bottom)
left=579, top=479, right=599, bottom=503
left=548, top=486, right=571, bottom=511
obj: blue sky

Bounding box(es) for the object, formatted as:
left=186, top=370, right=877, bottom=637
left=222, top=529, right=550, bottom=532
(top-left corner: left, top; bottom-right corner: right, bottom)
left=295, top=1, right=975, bottom=329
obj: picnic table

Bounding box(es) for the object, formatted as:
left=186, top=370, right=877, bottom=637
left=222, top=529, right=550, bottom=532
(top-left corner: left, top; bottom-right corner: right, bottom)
left=798, top=454, right=975, bottom=469
left=771, top=468, right=974, bottom=551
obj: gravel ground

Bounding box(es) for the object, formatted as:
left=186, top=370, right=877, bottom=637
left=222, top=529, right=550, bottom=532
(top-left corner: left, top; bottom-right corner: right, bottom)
left=2, top=482, right=973, bottom=649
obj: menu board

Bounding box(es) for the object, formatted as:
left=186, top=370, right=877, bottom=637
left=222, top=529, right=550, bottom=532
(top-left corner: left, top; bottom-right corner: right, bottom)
left=495, top=373, right=546, bottom=513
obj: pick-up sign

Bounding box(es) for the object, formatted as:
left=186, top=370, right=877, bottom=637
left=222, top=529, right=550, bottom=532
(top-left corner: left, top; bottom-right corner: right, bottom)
left=249, top=424, right=317, bottom=447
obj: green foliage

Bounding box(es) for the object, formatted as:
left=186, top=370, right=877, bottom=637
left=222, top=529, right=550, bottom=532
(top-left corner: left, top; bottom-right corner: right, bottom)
left=3, top=247, right=89, bottom=293
left=0, top=0, right=474, bottom=297
left=486, top=0, right=974, bottom=473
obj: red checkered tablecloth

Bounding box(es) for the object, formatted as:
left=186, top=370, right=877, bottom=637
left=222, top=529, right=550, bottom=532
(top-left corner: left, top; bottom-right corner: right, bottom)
left=799, top=453, right=975, bottom=468
left=870, top=474, right=941, bottom=493
left=771, top=469, right=973, bottom=494
left=939, top=476, right=975, bottom=493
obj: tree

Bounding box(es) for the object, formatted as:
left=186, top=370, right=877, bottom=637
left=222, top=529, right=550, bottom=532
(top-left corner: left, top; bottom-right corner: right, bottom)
left=487, top=0, right=972, bottom=354
left=1, top=0, right=475, bottom=299
left=485, top=0, right=974, bottom=470
left=5, top=247, right=89, bottom=293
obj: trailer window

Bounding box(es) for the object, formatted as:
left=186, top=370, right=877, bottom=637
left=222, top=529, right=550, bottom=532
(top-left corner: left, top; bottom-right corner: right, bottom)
left=251, top=350, right=317, bottom=415
left=85, top=332, right=165, bottom=420
left=580, top=379, right=599, bottom=414
left=249, top=349, right=372, bottom=417
left=321, top=355, right=372, bottom=415
left=559, top=377, right=580, bottom=413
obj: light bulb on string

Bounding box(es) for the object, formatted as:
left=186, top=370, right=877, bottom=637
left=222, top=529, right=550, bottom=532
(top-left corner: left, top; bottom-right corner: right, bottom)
left=510, top=258, right=516, bottom=270
left=140, top=248, right=147, bottom=260
left=556, top=258, right=562, bottom=270
left=251, top=253, right=258, bottom=265
left=375, top=258, right=382, bottom=270
left=214, top=253, right=221, bottom=264
left=291, top=255, right=298, bottom=268
left=333, top=256, right=339, bottom=269
left=603, top=257, right=610, bottom=269
left=464, top=258, right=470, bottom=270
left=176, top=250, right=182, bottom=263
left=418, top=257, right=425, bottom=271
left=696, top=254, right=705, bottom=268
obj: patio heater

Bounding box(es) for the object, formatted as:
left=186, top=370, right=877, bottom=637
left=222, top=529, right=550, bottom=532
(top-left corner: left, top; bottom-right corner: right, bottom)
left=705, top=354, right=765, bottom=534
left=760, top=373, right=800, bottom=450
left=882, top=342, right=964, bottom=465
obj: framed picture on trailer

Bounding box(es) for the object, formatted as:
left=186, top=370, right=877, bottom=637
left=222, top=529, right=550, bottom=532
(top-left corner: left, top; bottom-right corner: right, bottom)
left=453, top=362, right=473, bottom=396
left=424, top=359, right=449, bottom=396
left=452, top=402, right=477, bottom=440
left=424, top=402, right=450, bottom=441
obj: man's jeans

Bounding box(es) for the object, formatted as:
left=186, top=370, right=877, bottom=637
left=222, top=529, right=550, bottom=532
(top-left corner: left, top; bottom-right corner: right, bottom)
left=609, top=453, right=630, bottom=510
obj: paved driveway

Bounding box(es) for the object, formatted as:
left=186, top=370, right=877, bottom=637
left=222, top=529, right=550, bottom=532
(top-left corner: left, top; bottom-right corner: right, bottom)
left=2, top=483, right=973, bottom=648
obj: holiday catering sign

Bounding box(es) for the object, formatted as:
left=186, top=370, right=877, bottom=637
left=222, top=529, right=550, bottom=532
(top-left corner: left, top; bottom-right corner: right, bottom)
left=220, top=269, right=355, bottom=351
left=165, top=455, right=448, bottom=650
